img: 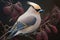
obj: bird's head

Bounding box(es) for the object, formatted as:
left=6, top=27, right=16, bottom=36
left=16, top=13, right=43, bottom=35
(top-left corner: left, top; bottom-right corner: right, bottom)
left=27, top=1, right=44, bottom=13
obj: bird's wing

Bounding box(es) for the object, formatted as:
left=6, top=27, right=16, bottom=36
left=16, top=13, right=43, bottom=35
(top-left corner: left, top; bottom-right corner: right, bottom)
left=7, top=16, right=37, bottom=39
left=20, top=16, right=37, bottom=26
left=9, top=16, right=37, bottom=32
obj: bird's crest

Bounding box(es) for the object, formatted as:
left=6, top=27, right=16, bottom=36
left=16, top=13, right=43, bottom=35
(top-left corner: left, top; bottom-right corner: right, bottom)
left=27, top=1, right=41, bottom=9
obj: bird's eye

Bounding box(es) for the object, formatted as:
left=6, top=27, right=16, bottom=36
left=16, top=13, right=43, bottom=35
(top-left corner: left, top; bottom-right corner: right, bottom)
left=36, top=9, right=40, bottom=11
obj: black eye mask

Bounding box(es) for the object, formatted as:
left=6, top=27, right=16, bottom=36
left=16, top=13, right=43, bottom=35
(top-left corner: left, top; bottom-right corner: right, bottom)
left=32, top=6, right=44, bottom=13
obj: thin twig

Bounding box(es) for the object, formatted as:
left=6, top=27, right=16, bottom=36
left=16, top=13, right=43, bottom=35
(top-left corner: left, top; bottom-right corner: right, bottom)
left=40, top=20, right=50, bottom=27
left=0, top=25, right=12, bottom=40
left=0, top=32, right=9, bottom=40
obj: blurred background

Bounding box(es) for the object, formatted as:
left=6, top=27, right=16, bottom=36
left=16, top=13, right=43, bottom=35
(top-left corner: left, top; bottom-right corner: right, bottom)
left=0, top=0, right=60, bottom=40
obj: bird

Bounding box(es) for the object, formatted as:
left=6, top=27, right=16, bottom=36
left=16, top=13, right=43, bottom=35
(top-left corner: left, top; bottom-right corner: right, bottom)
left=7, top=1, right=43, bottom=39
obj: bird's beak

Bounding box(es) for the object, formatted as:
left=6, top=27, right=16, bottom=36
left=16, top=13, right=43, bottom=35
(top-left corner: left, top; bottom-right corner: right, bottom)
left=38, top=9, right=44, bottom=13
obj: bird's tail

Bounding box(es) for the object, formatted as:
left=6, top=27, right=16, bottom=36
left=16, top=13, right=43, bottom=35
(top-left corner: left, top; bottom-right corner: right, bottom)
left=6, top=30, right=18, bottom=39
